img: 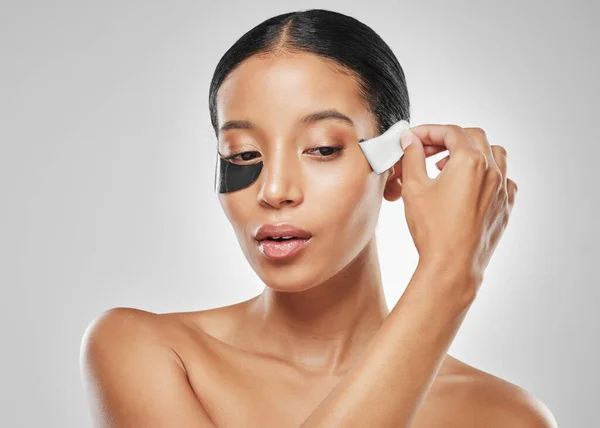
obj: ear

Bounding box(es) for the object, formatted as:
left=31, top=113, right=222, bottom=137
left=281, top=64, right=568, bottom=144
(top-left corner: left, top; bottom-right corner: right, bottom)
left=383, top=157, right=403, bottom=202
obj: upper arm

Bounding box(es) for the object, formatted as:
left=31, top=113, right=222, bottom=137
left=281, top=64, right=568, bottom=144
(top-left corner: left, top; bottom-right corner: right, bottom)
left=80, top=308, right=216, bottom=428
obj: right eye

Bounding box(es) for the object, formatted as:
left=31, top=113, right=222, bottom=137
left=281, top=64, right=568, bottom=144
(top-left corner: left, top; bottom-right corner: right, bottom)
left=225, top=151, right=261, bottom=163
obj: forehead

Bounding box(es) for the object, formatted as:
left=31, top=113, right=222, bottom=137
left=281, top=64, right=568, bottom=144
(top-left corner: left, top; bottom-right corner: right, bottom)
left=216, top=52, right=373, bottom=136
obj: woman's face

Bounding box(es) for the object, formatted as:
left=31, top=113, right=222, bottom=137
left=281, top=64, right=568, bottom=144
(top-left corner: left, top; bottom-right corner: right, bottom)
left=216, top=51, right=393, bottom=292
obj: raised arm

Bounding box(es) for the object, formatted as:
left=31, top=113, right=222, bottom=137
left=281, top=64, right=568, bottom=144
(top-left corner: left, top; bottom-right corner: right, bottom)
left=300, top=259, right=475, bottom=427
left=300, top=124, right=518, bottom=427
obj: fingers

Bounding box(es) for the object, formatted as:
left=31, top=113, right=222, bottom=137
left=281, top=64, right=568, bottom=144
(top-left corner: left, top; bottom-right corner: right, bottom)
left=424, top=145, right=448, bottom=158
left=409, top=124, right=475, bottom=154
left=507, top=178, right=518, bottom=212
left=436, top=147, right=507, bottom=181
left=490, top=145, right=507, bottom=179
left=463, top=127, right=499, bottom=174
left=390, top=144, right=446, bottom=184
left=463, top=128, right=509, bottom=204
left=403, top=125, right=518, bottom=212
left=400, top=129, right=428, bottom=184
left=435, top=155, right=449, bottom=171
left=402, top=124, right=476, bottom=186
left=463, top=128, right=494, bottom=158
left=490, top=145, right=508, bottom=196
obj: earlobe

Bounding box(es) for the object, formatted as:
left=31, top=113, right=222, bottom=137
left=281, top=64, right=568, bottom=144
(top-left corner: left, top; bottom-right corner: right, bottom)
left=383, top=175, right=403, bottom=202
left=383, top=159, right=403, bottom=202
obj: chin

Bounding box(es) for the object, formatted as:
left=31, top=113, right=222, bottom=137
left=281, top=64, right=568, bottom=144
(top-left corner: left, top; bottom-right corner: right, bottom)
left=242, top=237, right=345, bottom=292
left=257, top=264, right=322, bottom=292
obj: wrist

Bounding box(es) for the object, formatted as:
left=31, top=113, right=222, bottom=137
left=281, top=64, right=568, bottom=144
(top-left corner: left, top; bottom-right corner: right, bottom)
left=415, top=257, right=479, bottom=306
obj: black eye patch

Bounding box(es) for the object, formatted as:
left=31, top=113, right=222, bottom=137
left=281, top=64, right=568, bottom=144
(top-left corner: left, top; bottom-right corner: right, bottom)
left=214, top=153, right=263, bottom=193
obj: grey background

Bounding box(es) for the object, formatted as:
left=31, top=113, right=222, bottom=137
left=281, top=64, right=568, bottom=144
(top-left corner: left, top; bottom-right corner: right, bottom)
left=1, top=0, right=598, bottom=426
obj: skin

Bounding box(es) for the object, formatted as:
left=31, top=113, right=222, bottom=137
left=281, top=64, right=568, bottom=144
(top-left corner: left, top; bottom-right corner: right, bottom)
left=80, top=51, right=558, bottom=427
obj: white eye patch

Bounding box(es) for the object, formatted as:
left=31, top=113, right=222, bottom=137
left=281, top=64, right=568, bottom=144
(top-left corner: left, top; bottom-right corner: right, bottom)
left=214, top=119, right=411, bottom=193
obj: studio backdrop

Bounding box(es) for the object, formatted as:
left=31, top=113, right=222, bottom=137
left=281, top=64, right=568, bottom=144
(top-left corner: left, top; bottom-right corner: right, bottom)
left=0, top=0, right=598, bottom=427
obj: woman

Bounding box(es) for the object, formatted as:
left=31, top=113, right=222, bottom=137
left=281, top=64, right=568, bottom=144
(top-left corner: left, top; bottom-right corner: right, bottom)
left=80, top=9, right=557, bottom=428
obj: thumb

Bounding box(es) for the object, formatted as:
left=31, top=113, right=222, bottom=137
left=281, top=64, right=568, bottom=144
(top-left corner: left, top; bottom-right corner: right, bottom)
left=400, top=129, right=428, bottom=184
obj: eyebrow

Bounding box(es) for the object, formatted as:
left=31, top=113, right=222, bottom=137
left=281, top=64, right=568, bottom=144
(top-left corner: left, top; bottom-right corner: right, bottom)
left=218, top=109, right=355, bottom=135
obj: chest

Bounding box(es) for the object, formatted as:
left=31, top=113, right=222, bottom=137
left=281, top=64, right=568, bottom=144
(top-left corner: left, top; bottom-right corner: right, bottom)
left=187, top=351, right=342, bottom=427
left=181, top=349, right=470, bottom=428
left=171, top=319, right=474, bottom=428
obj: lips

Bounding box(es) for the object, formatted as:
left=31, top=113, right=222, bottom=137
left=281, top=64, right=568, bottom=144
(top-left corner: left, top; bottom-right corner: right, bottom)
left=254, top=223, right=312, bottom=260
left=258, top=237, right=310, bottom=259
left=254, top=223, right=312, bottom=242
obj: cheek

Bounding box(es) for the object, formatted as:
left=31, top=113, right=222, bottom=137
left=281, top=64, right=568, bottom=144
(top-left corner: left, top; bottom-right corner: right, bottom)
left=218, top=193, right=253, bottom=229
left=305, top=162, right=380, bottom=231
left=345, top=174, right=382, bottom=232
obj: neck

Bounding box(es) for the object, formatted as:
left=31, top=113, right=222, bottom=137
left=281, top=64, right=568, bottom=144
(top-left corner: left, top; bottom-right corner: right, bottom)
left=242, top=236, right=390, bottom=376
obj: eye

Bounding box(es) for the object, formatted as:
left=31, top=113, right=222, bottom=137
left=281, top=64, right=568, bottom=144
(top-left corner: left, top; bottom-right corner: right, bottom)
left=222, top=145, right=346, bottom=164
left=224, top=151, right=261, bottom=164
left=306, top=145, right=346, bottom=159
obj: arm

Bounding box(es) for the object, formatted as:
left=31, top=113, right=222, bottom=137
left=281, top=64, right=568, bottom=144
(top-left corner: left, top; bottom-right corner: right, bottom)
left=80, top=308, right=216, bottom=428
left=299, top=123, right=518, bottom=427
left=299, top=260, right=477, bottom=428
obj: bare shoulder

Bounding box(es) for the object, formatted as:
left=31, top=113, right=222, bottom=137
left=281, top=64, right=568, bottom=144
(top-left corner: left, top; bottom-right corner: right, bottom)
left=80, top=305, right=221, bottom=374
left=467, top=371, right=558, bottom=427
left=428, top=356, right=558, bottom=428
left=81, top=306, right=183, bottom=353
left=80, top=307, right=216, bottom=427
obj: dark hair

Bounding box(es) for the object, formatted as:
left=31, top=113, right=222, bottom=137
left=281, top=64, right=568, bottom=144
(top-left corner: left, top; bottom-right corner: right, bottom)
left=208, top=8, right=410, bottom=139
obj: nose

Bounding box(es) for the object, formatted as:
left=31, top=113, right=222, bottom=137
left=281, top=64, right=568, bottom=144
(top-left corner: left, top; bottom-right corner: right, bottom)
left=256, top=148, right=303, bottom=209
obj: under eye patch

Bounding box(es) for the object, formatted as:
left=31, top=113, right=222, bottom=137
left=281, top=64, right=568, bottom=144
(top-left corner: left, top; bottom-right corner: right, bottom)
left=214, top=154, right=263, bottom=193
left=214, top=119, right=411, bottom=194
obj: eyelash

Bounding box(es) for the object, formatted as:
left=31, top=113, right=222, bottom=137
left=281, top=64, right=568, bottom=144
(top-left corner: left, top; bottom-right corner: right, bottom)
left=224, top=145, right=346, bottom=162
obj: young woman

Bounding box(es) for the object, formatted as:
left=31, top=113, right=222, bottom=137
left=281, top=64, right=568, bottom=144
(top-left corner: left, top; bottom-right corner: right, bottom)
left=81, top=9, right=557, bottom=428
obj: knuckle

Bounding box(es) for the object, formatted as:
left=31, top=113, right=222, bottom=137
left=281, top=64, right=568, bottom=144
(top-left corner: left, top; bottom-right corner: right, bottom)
left=470, top=127, right=487, bottom=139
left=488, top=167, right=504, bottom=183
left=448, top=124, right=467, bottom=138
left=493, top=145, right=507, bottom=157
left=448, top=124, right=464, bottom=133
left=467, top=150, right=487, bottom=169
left=490, top=167, right=503, bottom=186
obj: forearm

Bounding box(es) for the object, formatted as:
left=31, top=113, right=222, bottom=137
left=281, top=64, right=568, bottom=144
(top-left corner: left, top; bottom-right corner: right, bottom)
left=299, top=260, right=476, bottom=428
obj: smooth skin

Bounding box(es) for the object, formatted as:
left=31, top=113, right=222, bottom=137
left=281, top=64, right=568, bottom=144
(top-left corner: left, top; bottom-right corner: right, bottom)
left=80, top=52, right=557, bottom=427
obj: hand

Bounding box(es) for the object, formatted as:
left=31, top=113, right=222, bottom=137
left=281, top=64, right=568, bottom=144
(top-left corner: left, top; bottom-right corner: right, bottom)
left=396, top=125, right=517, bottom=293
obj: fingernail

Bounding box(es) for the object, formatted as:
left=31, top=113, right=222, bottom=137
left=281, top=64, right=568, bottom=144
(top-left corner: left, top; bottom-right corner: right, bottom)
left=401, top=130, right=413, bottom=150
